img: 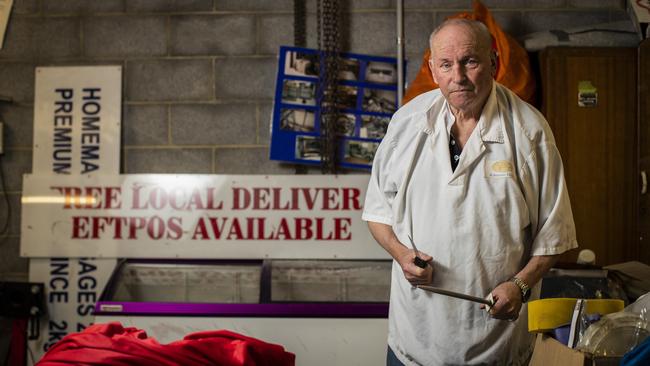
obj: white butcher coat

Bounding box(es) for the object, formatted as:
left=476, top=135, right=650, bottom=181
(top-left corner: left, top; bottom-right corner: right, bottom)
left=362, top=83, right=578, bottom=365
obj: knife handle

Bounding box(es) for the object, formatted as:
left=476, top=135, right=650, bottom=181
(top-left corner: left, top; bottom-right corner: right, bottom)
left=414, top=256, right=428, bottom=269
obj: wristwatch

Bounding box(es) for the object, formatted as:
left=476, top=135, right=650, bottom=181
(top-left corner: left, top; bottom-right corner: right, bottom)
left=510, top=277, right=531, bottom=303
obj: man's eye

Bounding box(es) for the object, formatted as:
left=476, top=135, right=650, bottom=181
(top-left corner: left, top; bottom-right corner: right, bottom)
left=440, top=63, right=451, bottom=70
left=465, top=59, right=479, bottom=68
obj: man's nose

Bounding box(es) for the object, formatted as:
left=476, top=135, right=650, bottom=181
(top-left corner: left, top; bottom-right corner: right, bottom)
left=451, top=64, right=467, bottom=83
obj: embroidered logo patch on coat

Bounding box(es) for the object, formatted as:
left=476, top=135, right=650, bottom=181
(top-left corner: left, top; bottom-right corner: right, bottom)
left=488, top=160, right=513, bottom=177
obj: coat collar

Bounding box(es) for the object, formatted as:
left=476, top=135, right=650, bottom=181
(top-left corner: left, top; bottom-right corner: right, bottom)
left=476, top=83, right=504, bottom=144
left=420, top=82, right=504, bottom=144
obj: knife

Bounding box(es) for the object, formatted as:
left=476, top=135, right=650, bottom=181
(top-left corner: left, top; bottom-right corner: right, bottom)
left=417, top=285, right=495, bottom=307
left=407, top=234, right=428, bottom=269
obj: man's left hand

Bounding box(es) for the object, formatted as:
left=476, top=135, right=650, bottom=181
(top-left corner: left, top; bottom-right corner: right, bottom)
left=481, top=281, right=522, bottom=320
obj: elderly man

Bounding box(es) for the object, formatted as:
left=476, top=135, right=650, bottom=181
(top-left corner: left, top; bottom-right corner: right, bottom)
left=363, top=19, right=577, bottom=365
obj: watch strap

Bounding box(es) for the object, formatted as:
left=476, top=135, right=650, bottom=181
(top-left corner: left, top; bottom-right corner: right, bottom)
left=510, top=276, right=531, bottom=303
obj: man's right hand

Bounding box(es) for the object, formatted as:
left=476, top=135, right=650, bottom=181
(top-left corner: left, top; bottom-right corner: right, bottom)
left=397, top=247, right=433, bottom=285
left=366, top=222, right=434, bottom=285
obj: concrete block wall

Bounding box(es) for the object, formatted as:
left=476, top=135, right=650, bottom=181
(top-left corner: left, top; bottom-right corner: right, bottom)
left=0, top=0, right=630, bottom=281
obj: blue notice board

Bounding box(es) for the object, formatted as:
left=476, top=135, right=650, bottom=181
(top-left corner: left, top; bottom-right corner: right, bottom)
left=269, top=46, right=402, bottom=170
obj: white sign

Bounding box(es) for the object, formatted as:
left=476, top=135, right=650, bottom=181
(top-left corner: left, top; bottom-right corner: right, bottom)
left=32, top=66, right=121, bottom=174
left=28, top=66, right=121, bottom=363
left=21, top=174, right=385, bottom=259
left=0, top=0, right=12, bottom=49
left=28, top=258, right=116, bottom=359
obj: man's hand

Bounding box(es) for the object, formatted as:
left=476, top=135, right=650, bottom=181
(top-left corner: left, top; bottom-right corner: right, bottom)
left=366, top=222, right=434, bottom=285
left=481, top=281, right=522, bottom=320
left=397, top=247, right=433, bottom=285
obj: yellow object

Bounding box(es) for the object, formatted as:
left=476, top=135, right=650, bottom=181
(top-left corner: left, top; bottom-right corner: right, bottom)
left=528, top=298, right=624, bottom=333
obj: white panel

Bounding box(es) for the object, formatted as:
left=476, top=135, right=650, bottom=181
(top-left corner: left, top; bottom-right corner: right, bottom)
left=32, top=66, right=122, bottom=174
left=28, top=65, right=122, bottom=362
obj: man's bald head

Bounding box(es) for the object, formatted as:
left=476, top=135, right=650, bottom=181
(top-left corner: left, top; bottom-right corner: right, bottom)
left=429, top=19, right=492, bottom=59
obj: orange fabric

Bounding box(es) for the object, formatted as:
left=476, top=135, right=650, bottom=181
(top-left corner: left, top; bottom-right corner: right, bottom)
left=403, top=0, right=535, bottom=105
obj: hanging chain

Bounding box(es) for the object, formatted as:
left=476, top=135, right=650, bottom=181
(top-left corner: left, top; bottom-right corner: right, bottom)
left=317, top=0, right=341, bottom=174
left=293, top=0, right=306, bottom=48
left=293, top=0, right=308, bottom=174
left=317, top=0, right=321, bottom=51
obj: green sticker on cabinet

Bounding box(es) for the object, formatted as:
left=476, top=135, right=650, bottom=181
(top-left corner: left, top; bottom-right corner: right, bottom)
left=578, top=80, right=597, bottom=107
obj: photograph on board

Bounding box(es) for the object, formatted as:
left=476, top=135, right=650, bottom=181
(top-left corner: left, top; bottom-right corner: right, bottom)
left=322, top=113, right=356, bottom=136
left=339, top=58, right=360, bottom=81
left=295, top=135, right=321, bottom=161
left=364, top=61, right=397, bottom=84
left=284, top=50, right=319, bottom=77
left=343, top=140, right=379, bottom=166
left=282, top=80, right=317, bottom=106
left=336, top=85, right=358, bottom=110
left=363, top=89, right=396, bottom=114
left=360, top=115, right=390, bottom=139
left=280, top=109, right=316, bottom=132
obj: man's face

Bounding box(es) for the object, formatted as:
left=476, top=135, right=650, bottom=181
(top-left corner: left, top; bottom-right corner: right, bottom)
left=428, top=24, right=495, bottom=115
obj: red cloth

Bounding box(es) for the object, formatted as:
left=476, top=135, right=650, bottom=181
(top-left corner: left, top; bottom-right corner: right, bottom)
left=9, top=318, right=27, bottom=366
left=36, top=322, right=295, bottom=366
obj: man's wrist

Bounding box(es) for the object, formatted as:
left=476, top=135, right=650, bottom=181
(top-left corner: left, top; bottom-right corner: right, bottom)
left=509, top=277, right=531, bottom=303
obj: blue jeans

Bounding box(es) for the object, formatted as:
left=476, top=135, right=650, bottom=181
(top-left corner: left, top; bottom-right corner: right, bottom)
left=387, top=346, right=405, bottom=366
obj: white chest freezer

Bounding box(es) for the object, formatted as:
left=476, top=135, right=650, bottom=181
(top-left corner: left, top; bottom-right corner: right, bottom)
left=94, top=258, right=391, bottom=365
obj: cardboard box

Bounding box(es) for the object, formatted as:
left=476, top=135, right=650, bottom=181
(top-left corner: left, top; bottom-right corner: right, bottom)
left=529, top=334, right=621, bottom=366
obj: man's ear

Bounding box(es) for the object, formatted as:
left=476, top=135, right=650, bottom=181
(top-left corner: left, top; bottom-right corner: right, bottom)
left=428, top=58, right=438, bottom=84
left=490, top=50, right=497, bottom=76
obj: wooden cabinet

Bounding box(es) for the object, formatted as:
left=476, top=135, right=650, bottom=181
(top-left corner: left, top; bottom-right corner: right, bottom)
left=638, top=39, right=650, bottom=265
left=540, top=47, right=639, bottom=266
